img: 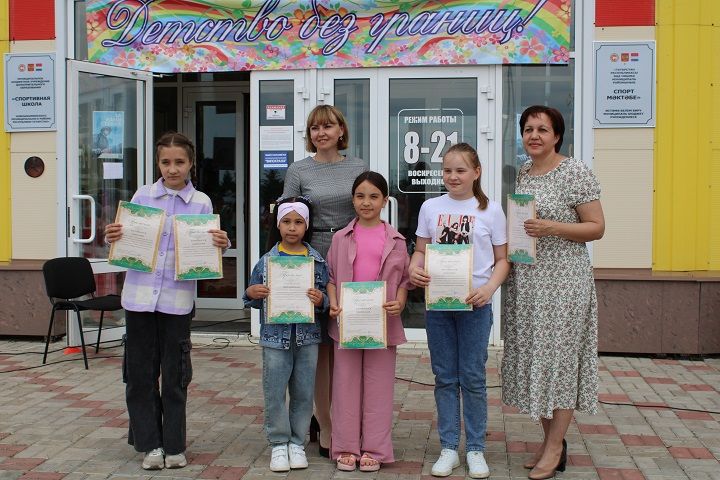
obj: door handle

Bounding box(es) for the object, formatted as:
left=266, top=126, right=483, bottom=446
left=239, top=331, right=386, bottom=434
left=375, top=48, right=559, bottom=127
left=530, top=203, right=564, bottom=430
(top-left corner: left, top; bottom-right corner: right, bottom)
left=72, top=194, right=96, bottom=244
left=387, top=196, right=398, bottom=229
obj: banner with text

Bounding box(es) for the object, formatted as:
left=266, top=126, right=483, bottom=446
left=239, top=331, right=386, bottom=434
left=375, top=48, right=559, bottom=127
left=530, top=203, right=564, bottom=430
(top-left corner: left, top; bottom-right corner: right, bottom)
left=87, top=0, right=571, bottom=73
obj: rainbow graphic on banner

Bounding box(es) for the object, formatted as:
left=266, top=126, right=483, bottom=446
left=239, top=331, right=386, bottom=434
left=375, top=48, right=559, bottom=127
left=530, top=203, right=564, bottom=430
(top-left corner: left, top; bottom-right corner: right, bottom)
left=87, top=0, right=571, bottom=73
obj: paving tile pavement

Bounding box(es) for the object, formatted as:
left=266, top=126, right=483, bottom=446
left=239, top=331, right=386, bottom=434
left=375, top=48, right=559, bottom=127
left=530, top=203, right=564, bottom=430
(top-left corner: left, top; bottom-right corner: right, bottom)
left=0, top=338, right=718, bottom=479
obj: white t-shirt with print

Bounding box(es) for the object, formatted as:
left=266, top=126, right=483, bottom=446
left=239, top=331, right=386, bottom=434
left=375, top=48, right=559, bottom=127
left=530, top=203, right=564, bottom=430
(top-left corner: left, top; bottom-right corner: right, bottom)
left=416, top=194, right=507, bottom=288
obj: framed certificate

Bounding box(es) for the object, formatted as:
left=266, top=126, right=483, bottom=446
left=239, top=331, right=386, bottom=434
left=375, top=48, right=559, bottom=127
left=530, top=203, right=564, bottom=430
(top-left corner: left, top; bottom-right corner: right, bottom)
left=425, top=243, right=473, bottom=311
left=108, top=201, right=165, bottom=272
left=339, top=281, right=387, bottom=349
left=507, top=194, right=537, bottom=264
left=173, top=214, right=223, bottom=280
left=266, top=256, right=315, bottom=324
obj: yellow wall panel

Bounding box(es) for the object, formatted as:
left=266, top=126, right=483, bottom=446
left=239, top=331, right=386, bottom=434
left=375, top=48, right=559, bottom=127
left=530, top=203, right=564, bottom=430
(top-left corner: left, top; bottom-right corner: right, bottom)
left=11, top=151, right=57, bottom=259
left=655, top=4, right=720, bottom=271
left=9, top=40, right=56, bottom=54
left=0, top=68, right=8, bottom=261
left=712, top=149, right=720, bottom=268
left=0, top=0, right=9, bottom=261
left=11, top=132, right=56, bottom=152
left=0, top=0, right=6, bottom=42
left=592, top=27, right=655, bottom=269
left=593, top=146, right=653, bottom=268
left=594, top=26, right=655, bottom=41
left=7, top=39, right=58, bottom=260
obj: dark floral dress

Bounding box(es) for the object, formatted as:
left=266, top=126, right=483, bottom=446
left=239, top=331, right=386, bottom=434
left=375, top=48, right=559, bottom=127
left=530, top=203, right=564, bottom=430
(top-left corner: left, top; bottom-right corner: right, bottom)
left=501, top=157, right=601, bottom=421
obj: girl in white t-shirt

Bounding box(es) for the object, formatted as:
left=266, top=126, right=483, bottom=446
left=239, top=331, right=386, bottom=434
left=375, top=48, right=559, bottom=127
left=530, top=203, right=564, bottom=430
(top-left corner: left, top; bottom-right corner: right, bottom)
left=409, top=143, right=509, bottom=479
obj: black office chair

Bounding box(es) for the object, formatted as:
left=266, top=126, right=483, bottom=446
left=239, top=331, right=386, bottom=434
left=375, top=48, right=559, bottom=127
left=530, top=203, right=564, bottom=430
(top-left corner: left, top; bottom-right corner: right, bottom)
left=42, top=257, right=122, bottom=369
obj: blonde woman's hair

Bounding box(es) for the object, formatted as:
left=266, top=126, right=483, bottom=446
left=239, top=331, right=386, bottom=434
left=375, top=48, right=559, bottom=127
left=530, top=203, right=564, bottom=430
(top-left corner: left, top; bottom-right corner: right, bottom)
left=304, top=105, right=349, bottom=152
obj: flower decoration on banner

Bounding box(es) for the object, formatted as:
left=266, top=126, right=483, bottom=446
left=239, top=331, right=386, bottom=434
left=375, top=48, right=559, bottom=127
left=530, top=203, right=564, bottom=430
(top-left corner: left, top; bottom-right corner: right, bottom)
left=86, top=0, right=571, bottom=73
left=553, top=45, right=570, bottom=62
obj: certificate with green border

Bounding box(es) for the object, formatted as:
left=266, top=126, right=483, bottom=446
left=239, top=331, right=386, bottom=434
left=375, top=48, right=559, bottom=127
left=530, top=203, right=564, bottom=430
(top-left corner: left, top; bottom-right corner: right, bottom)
left=425, top=243, right=473, bottom=311
left=507, top=194, right=536, bottom=264
left=173, top=214, right=223, bottom=280
left=108, top=201, right=165, bottom=272
left=339, top=281, right=387, bottom=349
left=266, top=256, right=314, bottom=324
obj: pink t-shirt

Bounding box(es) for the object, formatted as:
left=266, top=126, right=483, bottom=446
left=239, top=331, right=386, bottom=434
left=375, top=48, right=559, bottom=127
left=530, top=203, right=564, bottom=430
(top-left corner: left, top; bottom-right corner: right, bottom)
left=352, top=223, right=386, bottom=281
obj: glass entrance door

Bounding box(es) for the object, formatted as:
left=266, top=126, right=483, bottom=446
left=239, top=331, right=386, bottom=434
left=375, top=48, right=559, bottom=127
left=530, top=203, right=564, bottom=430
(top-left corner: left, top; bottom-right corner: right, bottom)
left=183, top=89, right=246, bottom=309
left=317, top=67, right=500, bottom=343
left=67, top=60, right=153, bottom=346
left=379, top=68, right=498, bottom=342
left=252, top=67, right=500, bottom=344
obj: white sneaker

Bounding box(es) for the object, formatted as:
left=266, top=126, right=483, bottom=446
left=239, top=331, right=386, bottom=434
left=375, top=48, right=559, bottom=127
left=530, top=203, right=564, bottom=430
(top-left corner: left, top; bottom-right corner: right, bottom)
left=270, top=444, right=290, bottom=472
left=165, top=452, right=187, bottom=469
left=288, top=443, right=308, bottom=469
left=467, top=451, right=490, bottom=478
left=431, top=448, right=460, bottom=477
left=142, top=448, right=164, bottom=470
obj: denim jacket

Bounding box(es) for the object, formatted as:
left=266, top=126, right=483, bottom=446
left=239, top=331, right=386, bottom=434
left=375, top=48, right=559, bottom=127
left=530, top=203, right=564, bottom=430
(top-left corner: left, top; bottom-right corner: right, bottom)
left=243, top=242, right=329, bottom=349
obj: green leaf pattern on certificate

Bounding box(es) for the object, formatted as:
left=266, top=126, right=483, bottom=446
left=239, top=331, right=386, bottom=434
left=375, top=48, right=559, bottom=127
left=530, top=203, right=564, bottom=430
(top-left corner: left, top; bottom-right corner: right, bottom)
left=427, top=297, right=472, bottom=310
left=120, top=201, right=164, bottom=217
left=176, top=266, right=221, bottom=280
left=175, top=214, right=215, bottom=226
left=428, top=244, right=469, bottom=255
left=508, top=249, right=535, bottom=264
left=109, top=256, right=152, bottom=272
left=268, top=311, right=313, bottom=324
left=344, top=281, right=384, bottom=293
left=270, top=256, right=312, bottom=269
left=342, top=336, right=385, bottom=349
left=509, top=194, right=534, bottom=206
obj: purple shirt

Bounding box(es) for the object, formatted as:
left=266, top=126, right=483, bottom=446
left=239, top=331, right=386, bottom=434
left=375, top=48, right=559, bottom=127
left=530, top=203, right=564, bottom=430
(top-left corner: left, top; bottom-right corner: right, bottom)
left=121, top=179, right=213, bottom=315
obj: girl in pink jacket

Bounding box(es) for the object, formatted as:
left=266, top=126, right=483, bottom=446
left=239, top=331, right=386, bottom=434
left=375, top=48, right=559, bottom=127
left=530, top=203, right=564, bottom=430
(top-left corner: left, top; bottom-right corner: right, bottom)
left=325, top=171, right=411, bottom=472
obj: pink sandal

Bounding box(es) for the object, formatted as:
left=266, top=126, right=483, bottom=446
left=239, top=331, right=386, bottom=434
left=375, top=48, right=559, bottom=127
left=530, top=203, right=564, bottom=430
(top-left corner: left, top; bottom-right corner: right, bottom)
left=359, top=453, right=380, bottom=472
left=336, top=453, right=357, bottom=471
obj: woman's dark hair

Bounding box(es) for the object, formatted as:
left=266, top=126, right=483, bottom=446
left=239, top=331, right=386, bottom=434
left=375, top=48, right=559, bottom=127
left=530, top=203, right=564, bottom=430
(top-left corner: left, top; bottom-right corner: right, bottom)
left=352, top=171, right=388, bottom=197
left=266, top=196, right=314, bottom=247
left=519, top=105, right=565, bottom=153
left=444, top=143, right=489, bottom=210
left=305, top=105, right=350, bottom=152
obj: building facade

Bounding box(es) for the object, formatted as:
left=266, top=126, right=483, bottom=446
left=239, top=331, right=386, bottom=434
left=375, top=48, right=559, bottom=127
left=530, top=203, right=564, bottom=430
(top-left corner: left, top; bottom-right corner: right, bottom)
left=0, top=0, right=718, bottom=354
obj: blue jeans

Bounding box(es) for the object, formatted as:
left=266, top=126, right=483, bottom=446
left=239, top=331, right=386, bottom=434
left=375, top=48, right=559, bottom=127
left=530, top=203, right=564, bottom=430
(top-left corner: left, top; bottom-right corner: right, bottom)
left=426, top=304, right=492, bottom=452
left=262, top=336, right=318, bottom=446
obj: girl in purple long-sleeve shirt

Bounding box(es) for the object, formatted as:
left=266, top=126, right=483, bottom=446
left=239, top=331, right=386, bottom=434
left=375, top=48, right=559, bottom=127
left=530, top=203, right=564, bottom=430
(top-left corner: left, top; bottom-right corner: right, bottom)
left=104, top=132, right=229, bottom=471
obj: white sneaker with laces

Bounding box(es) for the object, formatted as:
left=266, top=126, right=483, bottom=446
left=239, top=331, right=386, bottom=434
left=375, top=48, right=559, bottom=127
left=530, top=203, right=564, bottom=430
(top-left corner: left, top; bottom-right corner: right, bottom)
left=431, top=448, right=460, bottom=477
left=288, top=443, right=308, bottom=469
left=165, top=452, right=187, bottom=469
left=270, top=444, right=290, bottom=472
left=142, top=448, right=164, bottom=470
left=467, top=451, right=490, bottom=478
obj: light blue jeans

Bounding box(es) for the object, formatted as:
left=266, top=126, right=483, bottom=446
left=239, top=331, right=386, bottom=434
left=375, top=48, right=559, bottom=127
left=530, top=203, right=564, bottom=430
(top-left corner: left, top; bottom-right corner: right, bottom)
left=426, top=304, right=492, bottom=452
left=262, top=338, right=318, bottom=446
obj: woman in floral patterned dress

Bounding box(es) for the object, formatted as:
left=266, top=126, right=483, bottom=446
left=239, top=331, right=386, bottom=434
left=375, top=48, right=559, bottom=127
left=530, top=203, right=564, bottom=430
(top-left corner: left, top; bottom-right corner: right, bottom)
left=501, top=106, right=605, bottom=480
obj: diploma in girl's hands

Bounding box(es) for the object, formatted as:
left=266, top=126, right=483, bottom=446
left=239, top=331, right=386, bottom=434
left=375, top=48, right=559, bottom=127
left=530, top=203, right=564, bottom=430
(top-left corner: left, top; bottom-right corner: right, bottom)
left=339, top=281, right=387, bottom=349
left=266, top=256, right=314, bottom=323
left=425, top=244, right=473, bottom=311
left=173, top=214, right=223, bottom=280
left=108, top=201, right=165, bottom=272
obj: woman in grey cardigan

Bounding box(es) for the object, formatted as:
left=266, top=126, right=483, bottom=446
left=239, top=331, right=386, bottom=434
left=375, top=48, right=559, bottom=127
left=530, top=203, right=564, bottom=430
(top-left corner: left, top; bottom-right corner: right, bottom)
left=282, top=104, right=367, bottom=457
